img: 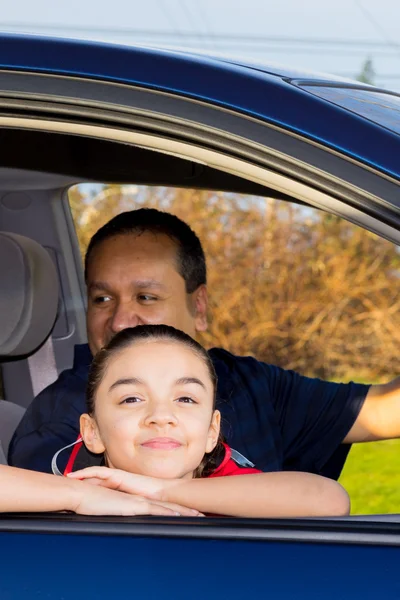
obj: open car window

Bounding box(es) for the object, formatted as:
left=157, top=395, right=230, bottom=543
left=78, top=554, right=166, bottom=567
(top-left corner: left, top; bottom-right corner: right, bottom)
left=69, top=183, right=400, bottom=516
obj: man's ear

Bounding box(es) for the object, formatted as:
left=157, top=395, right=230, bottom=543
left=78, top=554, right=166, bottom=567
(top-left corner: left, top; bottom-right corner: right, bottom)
left=206, top=410, right=221, bottom=453
left=80, top=413, right=106, bottom=455
left=193, top=284, right=208, bottom=332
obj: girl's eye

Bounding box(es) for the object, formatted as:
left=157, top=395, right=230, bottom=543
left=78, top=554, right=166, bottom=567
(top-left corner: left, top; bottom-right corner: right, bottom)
left=120, top=397, right=143, bottom=405
left=176, top=396, right=197, bottom=404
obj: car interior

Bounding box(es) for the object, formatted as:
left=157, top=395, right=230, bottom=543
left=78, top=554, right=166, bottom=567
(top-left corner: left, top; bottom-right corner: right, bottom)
left=0, top=124, right=399, bottom=523
left=0, top=228, right=58, bottom=461
left=0, top=129, right=292, bottom=456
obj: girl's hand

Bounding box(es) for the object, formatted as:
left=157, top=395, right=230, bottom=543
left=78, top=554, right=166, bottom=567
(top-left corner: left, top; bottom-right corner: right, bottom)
left=68, top=467, right=202, bottom=516
left=69, top=466, right=164, bottom=497
left=74, top=480, right=196, bottom=517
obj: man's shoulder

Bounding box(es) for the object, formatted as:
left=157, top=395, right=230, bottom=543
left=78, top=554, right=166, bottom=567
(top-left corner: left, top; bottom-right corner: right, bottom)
left=208, top=346, right=259, bottom=364
left=208, top=347, right=329, bottom=387
left=208, top=347, right=316, bottom=402
left=208, top=347, right=276, bottom=376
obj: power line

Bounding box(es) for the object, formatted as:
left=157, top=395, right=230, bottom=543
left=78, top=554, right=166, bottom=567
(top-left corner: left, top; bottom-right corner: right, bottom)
left=354, top=0, right=397, bottom=49
left=157, top=0, right=185, bottom=38
left=338, top=72, right=400, bottom=80
left=177, top=0, right=211, bottom=49
left=193, top=2, right=217, bottom=50
left=2, top=22, right=400, bottom=86
left=2, top=23, right=400, bottom=49
left=177, top=0, right=198, bottom=32
left=3, top=24, right=400, bottom=59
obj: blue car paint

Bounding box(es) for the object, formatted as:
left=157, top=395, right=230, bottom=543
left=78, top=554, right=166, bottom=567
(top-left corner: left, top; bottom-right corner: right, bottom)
left=297, top=85, right=400, bottom=135
left=1, top=34, right=400, bottom=180
left=1, top=531, right=400, bottom=599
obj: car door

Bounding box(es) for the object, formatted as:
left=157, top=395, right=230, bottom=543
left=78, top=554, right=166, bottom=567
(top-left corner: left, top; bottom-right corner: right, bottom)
left=2, top=513, right=400, bottom=599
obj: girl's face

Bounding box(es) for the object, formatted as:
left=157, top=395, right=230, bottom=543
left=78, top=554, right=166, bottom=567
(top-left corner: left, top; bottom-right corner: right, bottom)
left=80, top=340, right=220, bottom=479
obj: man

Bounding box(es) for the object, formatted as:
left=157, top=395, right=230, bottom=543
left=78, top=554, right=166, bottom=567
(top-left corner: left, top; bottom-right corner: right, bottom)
left=8, top=209, right=399, bottom=478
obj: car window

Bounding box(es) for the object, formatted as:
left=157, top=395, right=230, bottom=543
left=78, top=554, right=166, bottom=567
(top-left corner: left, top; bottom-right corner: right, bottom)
left=69, top=183, right=400, bottom=514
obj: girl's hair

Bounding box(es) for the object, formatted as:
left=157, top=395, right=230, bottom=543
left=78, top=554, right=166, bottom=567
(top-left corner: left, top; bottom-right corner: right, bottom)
left=86, top=324, right=224, bottom=478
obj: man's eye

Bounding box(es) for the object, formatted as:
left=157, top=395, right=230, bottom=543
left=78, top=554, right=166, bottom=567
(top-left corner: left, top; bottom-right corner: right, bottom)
left=138, top=294, right=158, bottom=302
left=176, top=397, right=197, bottom=404
left=120, top=397, right=143, bottom=404
left=93, top=295, right=111, bottom=304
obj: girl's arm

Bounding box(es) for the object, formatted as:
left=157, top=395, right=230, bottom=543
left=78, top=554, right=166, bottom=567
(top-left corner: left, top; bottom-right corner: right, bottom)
left=0, top=465, right=199, bottom=516
left=160, top=472, right=350, bottom=517
left=69, top=467, right=350, bottom=517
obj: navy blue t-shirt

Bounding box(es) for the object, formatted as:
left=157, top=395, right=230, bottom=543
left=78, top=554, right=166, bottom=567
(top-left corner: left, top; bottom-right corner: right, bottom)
left=8, top=344, right=369, bottom=478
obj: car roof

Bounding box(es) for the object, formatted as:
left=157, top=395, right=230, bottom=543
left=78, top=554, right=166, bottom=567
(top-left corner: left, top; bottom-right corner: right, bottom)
left=1, top=33, right=400, bottom=179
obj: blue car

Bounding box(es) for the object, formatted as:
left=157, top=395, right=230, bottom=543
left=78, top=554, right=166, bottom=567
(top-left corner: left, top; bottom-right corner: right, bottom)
left=1, top=34, right=400, bottom=599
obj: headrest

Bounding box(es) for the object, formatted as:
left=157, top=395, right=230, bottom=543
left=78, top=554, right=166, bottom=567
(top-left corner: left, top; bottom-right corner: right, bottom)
left=0, top=232, right=59, bottom=356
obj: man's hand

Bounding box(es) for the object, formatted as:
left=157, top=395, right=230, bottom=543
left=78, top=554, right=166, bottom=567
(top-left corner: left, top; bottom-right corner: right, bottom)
left=68, top=470, right=201, bottom=516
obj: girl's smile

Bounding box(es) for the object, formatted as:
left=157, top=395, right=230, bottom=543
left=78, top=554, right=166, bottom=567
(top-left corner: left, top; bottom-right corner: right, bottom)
left=141, top=437, right=183, bottom=450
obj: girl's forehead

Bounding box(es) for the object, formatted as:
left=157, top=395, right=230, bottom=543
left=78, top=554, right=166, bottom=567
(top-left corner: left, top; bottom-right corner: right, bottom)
left=105, top=339, right=210, bottom=380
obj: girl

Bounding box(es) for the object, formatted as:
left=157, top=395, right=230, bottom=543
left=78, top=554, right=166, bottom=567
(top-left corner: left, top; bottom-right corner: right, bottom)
left=67, top=324, right=350, bottom=518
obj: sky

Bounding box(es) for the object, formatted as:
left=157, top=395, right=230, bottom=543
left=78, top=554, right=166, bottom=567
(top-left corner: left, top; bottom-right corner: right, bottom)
left=1, top=0, right=400, bottom=90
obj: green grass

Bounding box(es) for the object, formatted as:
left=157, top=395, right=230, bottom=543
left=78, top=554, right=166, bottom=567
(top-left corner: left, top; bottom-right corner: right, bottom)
left=339, top=439, right=400, bottom=514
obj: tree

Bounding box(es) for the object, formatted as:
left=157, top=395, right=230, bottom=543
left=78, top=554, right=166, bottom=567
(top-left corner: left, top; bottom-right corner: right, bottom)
left=357, top=58, right=375, bottom=85
left=69, top=184, right=400, bottom=383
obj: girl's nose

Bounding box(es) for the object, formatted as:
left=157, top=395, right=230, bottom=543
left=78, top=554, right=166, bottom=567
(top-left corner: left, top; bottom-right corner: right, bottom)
left=144, top=408, right=178, bottom=428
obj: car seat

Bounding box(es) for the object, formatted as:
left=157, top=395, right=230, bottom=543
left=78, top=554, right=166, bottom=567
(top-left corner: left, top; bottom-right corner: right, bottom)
left=0, top=232, right=59, bottom=463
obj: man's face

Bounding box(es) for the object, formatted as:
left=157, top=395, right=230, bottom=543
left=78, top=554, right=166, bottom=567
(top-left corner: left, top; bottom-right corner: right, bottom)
left=86, top=232, right=208, bottom=355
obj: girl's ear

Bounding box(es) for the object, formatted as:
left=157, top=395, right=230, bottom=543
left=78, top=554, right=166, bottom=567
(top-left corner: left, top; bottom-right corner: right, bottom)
left=80, top=413, right=106, bottom=455
left=206, top=410, right=221, bottom=453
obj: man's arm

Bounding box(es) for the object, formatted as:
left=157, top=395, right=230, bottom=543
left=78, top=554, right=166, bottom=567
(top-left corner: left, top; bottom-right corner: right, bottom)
left=344, top=378, right=400, bottom=443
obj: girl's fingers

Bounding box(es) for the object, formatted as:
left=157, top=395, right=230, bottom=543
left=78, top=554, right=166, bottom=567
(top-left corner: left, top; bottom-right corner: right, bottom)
left=70, top=469, right=203, bottom=516
left=68, top=467, right=113, bottom=481
left=153, top=501, right=204, bottom=517
left=75, top=477, right=105, bottom=487
left=68, top=467, right=125, bottom=491
left=145, top=503, right=183, bottom=516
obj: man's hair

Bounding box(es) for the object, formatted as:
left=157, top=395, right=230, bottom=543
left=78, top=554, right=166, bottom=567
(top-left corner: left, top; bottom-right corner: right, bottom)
left=84, top=208, right=207, bottom=293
